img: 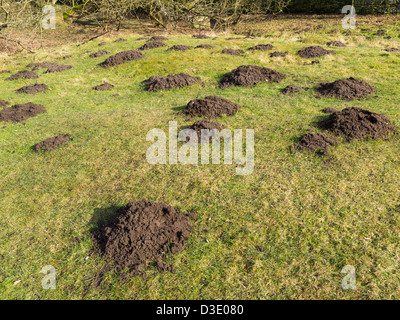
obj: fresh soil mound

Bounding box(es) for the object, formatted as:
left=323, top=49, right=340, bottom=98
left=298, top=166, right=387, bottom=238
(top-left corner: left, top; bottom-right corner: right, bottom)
left=89, top=50, right=110, bottom=58
left=99, top=50, right=144, bottom=68
left=195, top=44, right=215, bottom=49
left=93, top=82, right=114, bottom=91
left=184, top=95, right=241, bottom=118
left=26, top=62, right=57, bottom=71
left=282, top=85, right=304, bottom=94
left=317, top=77, right=376, bottom=100
left=91, top=200, right=191, bottom=274
left=222, top=48, right=244, bottom=56
left=321, top=107, right=338, bottom=113
left=16, top=83, right=49, bottom=94
left=192, top=34, right=210, bottom=39
left=114, top=38, right=127, bottom=42
left=219, top=65, right=286, bottom=89
left=44, top=64, right=72, bottom=73
left=297, top=46, right=334, bottom=58
left=247, top=44, right=273, bottom=51
left=270, top=51, right=288, bottom=57
left=0, top=70, right=11, bottom=74
left=327, top=41, right=346, bottom=47
left=188, top=120, right=228, bottom=143
left=291, top=132, right=337, bottom=155
left=6, top=70, right=38, bottom=81
left=0, top=102, right=46, bottom=122
left=148, top=36, right=168, bottom=42
left=33, top=134, right=71, bottom=152
left=384, top=48, right=400, bottom=52
left=374, top=29, right=386, bottom=36
left=0, top=100, right=10, bottom=107
left=138, top=41, right=166, bottom=51
left=98, top=42, right=107, bottom=46
left=143, top=73, right=198, bottom=91
left=319, top=107, right=397, bottom=141
left=167, top=45, right=192, bottom=51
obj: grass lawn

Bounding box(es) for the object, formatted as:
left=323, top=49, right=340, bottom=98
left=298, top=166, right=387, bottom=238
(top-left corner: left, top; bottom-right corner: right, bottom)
left=1, top=14, right=400, bottom=299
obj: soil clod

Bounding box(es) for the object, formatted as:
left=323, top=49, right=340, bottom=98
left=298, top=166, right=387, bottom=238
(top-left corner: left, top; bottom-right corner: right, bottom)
left=99, top=50, right=144, bottom=67
left=6, top=70, right=38, bottom=81
left=317, top=77, right=376, bottom=100
left=93, top=82, right=114, bottom=91
left=143, top=73, right=198, bottom=91
left=297, top=46, right=334, bottom=58
left=16, top=83, right=49, bottom=94
left=138, top=41, right=167, bottom=51
left=184, top=95, right=241, bottom=118
left=326, top=41, right=346, bottom=47
left=247, top=44, right=273, bottom=51
left=167, top=45, right=192, bottom=51
left=291, top=132, right=337, bottom=155
left=0, top=102, right=46, bottom=122
left=282, top=85, right=304, bottom=94
left=34, top=134, right=71, bottom=152
left=222, top=48, right=244, bottom=56
left=90, top=50, right=110, bottom=58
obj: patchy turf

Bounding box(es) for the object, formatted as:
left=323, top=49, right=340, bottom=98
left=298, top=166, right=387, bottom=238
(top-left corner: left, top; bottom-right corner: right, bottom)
left=1, top=14, right=400, bottom=300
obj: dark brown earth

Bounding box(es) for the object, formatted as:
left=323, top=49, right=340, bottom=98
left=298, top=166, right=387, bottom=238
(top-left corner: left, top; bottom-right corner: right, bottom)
left=384, top=48, right=400, bottom=52
left=195, top=44, right=215, bottom=49
left=93, top=82, right=114, bottom=91
left=16, top=83, right=49, bottom=94
left=167, top=45, right=193, bottom=51
left=27, top=62, right=57, bottom=71
left=219, top=65, right=286, bottom=89
left=319, top=107, right=397, bottom=141
left=138, top=41, right=167, bottom=50
left=297, top=46, right=334, bottom=58
left=6, top=70, right=39, bottom=81
left=192, top=34, right=210, bottom=39
left=33, top=134, right=71, bottom=152
left=114, top=38, right=127, bottom=42
left=327, top=41, right=346, bottom=47
left=143, top=73, right=198, bottom=91
left=184, top=95, right=241, bottom=118
left=91, top=200, right=192, bottom=275
left=0, top=100, right=10, bottom=107
left=0, top=70, right=11, bottom=74
left=321, top=107, right=338, bottom=113
left=98, top=42, right=107, bottom=46
left=317, top=77, right=376, bottom=100
left=291, top=132, right=337, bottom=155
left=44, top=64, right=73, bottom=73
left=0, top=102, right=46, bottom=122
left=99, top=50, right=144, bottom=67
left=282, top=85, right=304, bottom=94
left=270, top=51, right=288, bottom=57
left=374, top=29, right=386, bottom=36
left=89, top=50, right=110, bottom=58
left=247, top=44, right=273, bottom=51
left=148, top=36, right=168, bottom=42
left=188, top=120, right=228, bottom=143
left=222, top=48, right=244, bottom=56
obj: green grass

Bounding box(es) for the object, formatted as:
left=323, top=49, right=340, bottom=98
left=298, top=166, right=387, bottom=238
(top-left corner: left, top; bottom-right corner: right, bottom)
left=1, top=14, right=400, bottom=299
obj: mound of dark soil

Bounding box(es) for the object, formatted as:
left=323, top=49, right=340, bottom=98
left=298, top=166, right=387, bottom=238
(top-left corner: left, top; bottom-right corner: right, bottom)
left=222, top=48, right=244, bottom=56
left=195, top=44, right=215, bottom=49
left=317, top=77, right=375, bottom=100
left=297, top=46, right=334, bottom=58
left=114, top=38, right=127, bottom=42
left=148, top=36, right=168, bottom=42
left=90, top=50, right=110, bottom=58
left=0, top=102, right=46, bottom=122
left=0, top=70, right=11, bottom=74
left=44, top=64, right=73, bottom=73
left=219, top=65, right=286, bottom=89
left=188, top=120, right=228, bottom=143
left=374, top=29, right=386, bottom=36
left=26, top=62, right=57, bottom=71
left=91, top=200, right=192, bottom=274
left=319, top=107, right=396, bottom=141
left=291, top=132, right=337, bottom=155
left=99, top=50, right=144, bottom=67
left=321, top=107, right=338, bottom=113
left=138, top=41, right=167, bottom=51
left=143, top=73, right=198, bottom=91
left=327, top=41, right=346, bottom=47
left=0, top=100, right=10, bottom=107
left=167, top=45, right=192, bottom=51
left=384, top=48, right=400, bottom=52
left=16, top=83, right=49, bottom=94
left=93, top=82, right=114, bottom=91
left=6, top=70, right=38, bottom=81
left=184, top=95, right=241, bottom=118
left=282, top=85, right=304, bottom=94
left=98, top=42, right=107, bottom=46
left=247, top=44, right=273, bottom=51
left=270, top=51, right=288, bottom=57
left=192, top=34, right=210, bottom=39
left=33, top=134, right=71, bottom=152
